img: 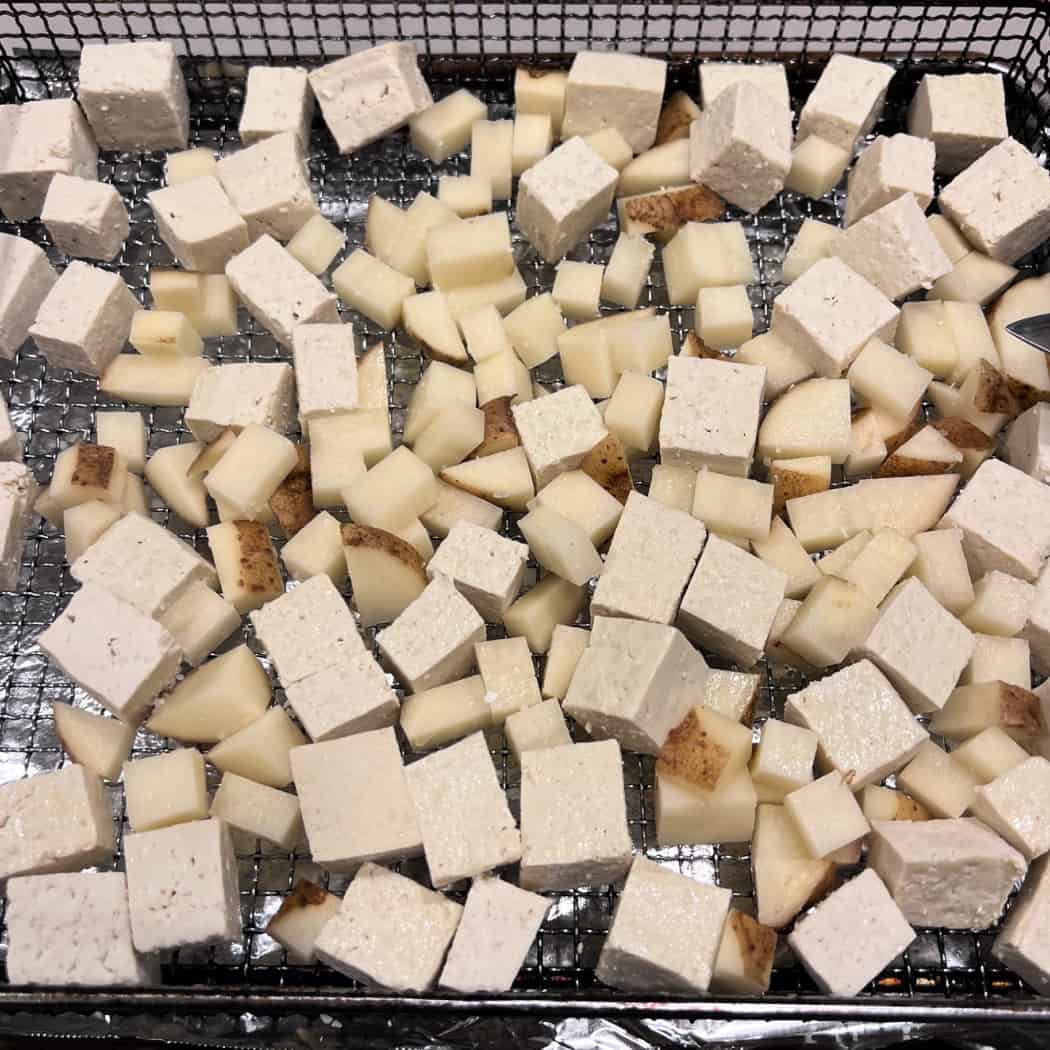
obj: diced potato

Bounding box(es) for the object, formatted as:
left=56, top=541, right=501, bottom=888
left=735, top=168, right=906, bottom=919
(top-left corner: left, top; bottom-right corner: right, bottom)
left=844, top=438, right=888, bottom=479
left=440, top=446, right=534, bottom=512
left=960, top=571, right=1035, bottom=637
left=785, top=135, right=849, bottom=198
left=542, top=624, right=589, bottom=699
left=308, top=423, right=368, bottom=512
left=930, top=681, right=1043, bottom=740
left=559, top=332, right=617, bottom=399
left=782, top=219, right=839, bottom=284
left=712, top=910, right=777, bottom=996
left=404, top=361, right=476, bottom=444
left=404, top=290, right=468, bottom=365
left=817, top=530, right=872, bottom=578
left=342, top=523, right=427, bottom=626
left=927, top=251, right=1017, bottom=306
left=129, top=309, right=204, bottom=358
left=617, top=139, right=691, bottom=197
left=420, top=479, right=503, bottom=538
left=954, top=363, right=1011, bottom=437
left=266, top=879, right=341, bottom=962
left=534, top=470, right=622, bottom=547
left=953, top=726, right=1030, bottom=784
left=583, top=126, right=632, bottom=170
left=735, top=330, right=814, bottom=400
left=165, top=147, right=216, bottom=185
left=839, top=528, right=917, bottom=605
left=34, top=486, right=63, bottom=527
left=696, top=285, right=753, bottom=349
left=909, top=528, right=975, bottom=615
left=471, top=119, right=514, bottom=200
left=100, top=355, right=211, bottom=407
left=364, top=195, right=428, bottom=286
left=692, top=470, right=773, bottom=542
left=751, top=516, right=821, bottom=599
left=394, top=518, right=433, bottom=563
left=207, top=520, right=283, bottom=614
left=878, top=424, right=963, bottom=477
left=503, top=293, right=566, bottom=369
left=758, top=379, right=852, bottom=464
left=784, top=771, right=869, bottom=858
left=602, top=234, right=654, bottom=310
left=63, top=500, right=120, bottom=562
left=896, top=741, right=978, bottom=819
left=781, top=577, right=879, bottom=668
left=551, top=260, right=604, bottom=321
left=512, top=113, right=553, bottom=174
left=151, top=269, right=201, bottom=314
left=437, top=174, right=492, bottom=217
left=157, top=580, right=240, bottom=667
left=518, top=503, right=603, bottom=586
left=928, top=214, right=971, bottom=264
left=192, top=275, right=239, bottom=338
left=990, top=274, right=1050, bottom=410
left=769, top=455, right=831, bottom=512
left=400, top=675, right=492, bottom=750
left=332, top=249, right=414, bottom=330
left=945, top=300, right=999, bottom=383
left=145, top=442, right=209, bottom=527
left=342, top=446, right=437, bottom=531
left=428, top=212, right=513, bottom=289
left=211, top=772, right=303, bottom=850
left=503, top=574, right=587, bottom=653
left=861, top=784, right=930, bottom=822
left=52, top=702, right=135, bottom=780
left=848, top=337, right=933, bottom=420
left=608, top=313, right=673, bottom=375
left=186, top=428, right=236, bottom=482
left=962, top=635, right=1031, bottom=689
left=207, top=706, right=306, bottom=788
left=475, top=349, right=532, bottom=406
left=656, top=769, right=758, bottom=845
left=472, top=397, right=520, bottom=459
left=459, top=303, right=513, bottom=363
left=603, top=372, right=663, bottom=454
left=406, top=190, right=459, bottom=231
left=446, top=269, right=528, bottom=321
left=656, top=90, right=702, bottom=145
left=658, top=706, right=753, bottom=791
left=514, top=66, right=568, bottom=138
left=122, top=472, right=149, bottom=516
left=412, top=402, right=485, bottom=472
left=204, top=424, right=298, bottom=520
left=580, top=432, right=633, bottom=505
left=410, top=88, right=487, bottom=163
left=662, top=221, right=754, bottom=304
left=286, top=213, right=345, bottom=275
left=895, top=301, right=957, bottom=379
left=648, top=464, right=696, bottom=512
left=268, top=449, right=314, bottom=538
left=617, top=183, right=724, bottom=242
left=124, top=748, right=208, bottom=832
left=50, top=443, right=127, bottom=510
left=95, top=411, right=146, bottom=474
left=281, top=510, right=346, bottom=585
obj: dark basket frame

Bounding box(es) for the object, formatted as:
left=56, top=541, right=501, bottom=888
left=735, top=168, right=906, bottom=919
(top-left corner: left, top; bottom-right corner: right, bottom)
left=1, top=0, right=1050, bottom=1028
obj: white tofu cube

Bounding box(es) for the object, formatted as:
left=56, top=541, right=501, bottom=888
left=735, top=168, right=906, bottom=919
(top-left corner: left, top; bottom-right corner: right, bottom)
left=831, top=194, right=951, bottom=301
left=596, top=856, right=730, bottom=994
left=751, top=719, right=818, bottom=803
left=845, top=134, right=935, bottom=226
left=552, top=260, right=604, bottom=320
left=0, top=233, right=56, bottom=357
left=29, top=261, right=138, bottom=375
left=940, top=458, right=1050, bottom=582
left=314, top=862, right=461, bottom=991
left=0, top=764, right=113, bottom=880
left=696, top=284, right=753, bottom=349
left=216, top=131, right=318, bottom=241
left=292, top=323, right=358, bottom=435
left=124, top=818, right=240, bottom=953
left=661, top=221, right=755, bottom=304
left=785, top=770, right=870, bottom=858
left=410, top=88, right=487, bottom=163
left=148, top=176, right=250, bottom=273
left=426, top=520, right=527, bottom=622
left=785, top=134, right=851, bottom=199
left=908, top=72, right=1007, bottom=173
left=519, top=739, right=632, bottom=890
left=971, top=756, right=1050, bottom=860
left=290, top=727, right=422, bottom=870
left=6, top=872, right=150, bottom=987
left=378, top=576, right=485, bottom=693
left=516, top=137, right=619, bottom=263
left=504, top=698, right=572, bottom=759
left=993, top=855, right=1050, bottom=994
left=797, top=54, right=896, bottom=152
left=857, top=578, right=974, bottom=714
left=475, top=636, right=541, bottom=722
left=0, top=99, right=96, bottom=220
left=564, top=616, right=707, bottom=755
left=78, top=40, right=188, bottom=149
left=592, top=491, right=707, bottom=625
left=226, top=235, right=339, bottom=347
left=788, top=869, right=914, bottom=997
left=41, top=173, right=128, bottom=262
left=562, top=50, right=666, bottom=153
left=678, top=535, right=787, bottom=668
left=185, top=361, right=294, bottom=442
left=239, top=65, right=315, bottom=148
left=689, top=81, right=792, bottom=213
left=308, top=43, right=432, bottom=155
left=439, top=877, right=548, bottom=993
left=771, top=257, right=899, bottom=377
left=511, top=384, right=607, bottom=488
left=699, top=61, right=790, bottom=110
left=1006, top=403, right=1050, bottom=484
left=940, top=137, right=1050, bottom=263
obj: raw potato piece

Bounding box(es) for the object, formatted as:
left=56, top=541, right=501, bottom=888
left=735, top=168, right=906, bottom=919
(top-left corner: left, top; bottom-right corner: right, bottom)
left=342, top=524, right=426, bottom=627
left=758, top=379, right=852, bottom=465
left=504, top=575, right=587, bottom=654
left=515, top=67, right=568, bottom=138
left=512, top=113, right=553, bottom=174
left=404, top=291, right=468, bottom=365
left=287, top=214, right=344, bottom=275
left=769, top=456, right=832, bottom=512
left=410, top=89, right=487, bottom=164
left=207, top=521, right=283, bottom=615
left=471, top=120, right=514, bottom=200
left=503, top=293, right=565, bottom=369
left=784, top=771, right=870, bottom=858
left=780, top=577, right=878, bottom=668
left=897, top=741, right=978, bottom=819
left=157, top=581, right=241, bottom=668
left=713, top=910, right=778, bottom=995
left=785, top=135, right=851, bottom=199
left=145, top=443, right=209, bottom=528
left=63, top=501, right=120, bottom=563
left=441, top=447, right=535, bottom=511
left=332, top=249, right=415, bottom=330
left=617, top=184, right=724, bottom=241
left=123, top=748, right=209, bottom=832
left=602, top=235, right=654, bottom=309
left=438, top=175, right=492, bottom=217
left=343, top=446, right=437, bottom=531
left=657, top=90, right=702, bottom=144
left=207, top=706, right=307, bottom=789
left=782, top=219, right=839, bottom=284
left=51, top=703, right=135, bottom=781
left=658, top=706, right=752, bottom=791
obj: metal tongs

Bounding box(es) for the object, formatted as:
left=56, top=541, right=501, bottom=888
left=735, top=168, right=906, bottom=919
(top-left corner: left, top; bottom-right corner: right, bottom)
left=1006, top=314, right=1050, bottom=353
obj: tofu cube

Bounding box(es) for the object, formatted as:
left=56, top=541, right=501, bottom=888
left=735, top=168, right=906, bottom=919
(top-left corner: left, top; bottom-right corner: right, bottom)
left=689, top=81, right=792, bottom=213
left=38, top=583, right=181, bottom=722
left=504, top=698, right=572, bottom=759
left=562, top=50, right=666, bottom=153
left=602, top=234, right=654, bottom=309
left=519, top=739, right=632, bottom=890
left=41, top=173, right=129, bottom=262
left=596, top=856, right=730, bottom=994
left=314, top=862, right=461, bottom=991
left=750, top=719, right=818, bottom=803
left=552, top=260, right=604, bottom=321
left=266, top=880, right=341, bottom=962
left=661, top=221, right=755, bottom=304
left=787, top=869, right=914, bottom=997
left=0, top=461, right=36, bottom=589
left=940, top=458, right=1050, bottom=582
left=308, top=42, right=432, bottom=155
left=0, top=99, right=97, bottom=220
left=781, top=218, right=839, bottom=284
left=565, top=616, right=707, bottom=755
left=239, top=66, right=315, bottom=148
left=659, top=357, right=764, bottom=474
left=226, top=234, right=339, bottom=347
left=1025, top=563, right=1050, bottom=674
left=6, top=872, right=150, bottom=987
left=870, top=817, right=1025, bottom=929
left=844, top=134, right=935, bottom=227
left=439, top=877, right=549, bottom=993
left=0, top=764, right=113, bottom=880
left=0, top=233, right=57, bottom=357
left=185, top=361, right=295, bottom=442
left=124, top=818, right=240, bottom=953
left=290, top=727, right=422, bottom=870
left=908, top=72, right=1007, bottom=174
left=291, top=323, right=358, bottom=436
left=993, top=855, right=1050, bottom=994
left=515, top=67, right=568, bottom=137
left=696, top=285, right=754, bottom=349
left=797, top=54, right=896, bottom=153
left=207, top=520, right=283, bottom=614
left=971, top=756, right=1050, bottom=860
left=784, top=771, right=871, bottom=858
left=940, top=137, right=1050, bottom=263
left=78, top=40, right=189, bottom=149
left=149, top=176, right=250, bottom=274
left=475, top=636, right=542, bottom=722
left=377, top=575, right=485, bottom=693
left=896, top=740, right=978, bottom=819
left=785, top=134, right=851, bottom=198
left=425, top=520, right=527, bottom=622
left=1006, top=403, right=1050, bottom=484
left=772, top=257, right=899, bottom=377
left=516, top=137, right=619, bottom=263
left=437, top=174, right=492, bottom=217
left=830, top=194, right=951, bottom=301
left=511, top=384, right=607, bottom=488
left=470, top=120, right=514, bottom=200
left=655, top=768, right=758, bottom=846
left=678, top=535, right=787, bottom=668
left=29, top=261, right=138, bottom=375
left=123, top=748, right=208, bottom=832
left=410, top=88, right=487, bottom=164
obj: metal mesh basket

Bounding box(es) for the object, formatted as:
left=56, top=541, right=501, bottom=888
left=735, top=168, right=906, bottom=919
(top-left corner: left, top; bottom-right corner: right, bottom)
left=1, top=0, right=1050, bottom=1027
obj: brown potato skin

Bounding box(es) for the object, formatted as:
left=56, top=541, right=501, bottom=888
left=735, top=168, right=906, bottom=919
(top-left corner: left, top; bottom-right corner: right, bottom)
left=471, top=396, right=520, bottom=458
left=581, top=433, right=633, bottom=505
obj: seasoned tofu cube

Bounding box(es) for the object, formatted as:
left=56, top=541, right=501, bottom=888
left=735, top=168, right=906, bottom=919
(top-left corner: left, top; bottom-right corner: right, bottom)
left=750, top=719, right=818, bottom=803
left=596, top=855, right=730, bottom=994
left=148, top=176, right=249, bottom=274
left=123, top=748, right=208, bottom=832
left=519, top=739, right=632, bottom=890
left=314, top=863, right=460, bottom=992
left=971, top=757, right=1050, bottom=860
left=309, top=43, right=432, bottom=155
left=239, top=65, right=314, bottom=147
left=0, top=233, right=56, bottom=357
left=291, top=727, right=421, bottom=870
left=797, top=54, right=896, bottom=153
left=844, top=134, right=935, bottom=226
left=662, top=221, right=754, bottom=304
left=784, top=771, right=870, bottom=858
left=909, top=72, right=1007, bottom=173
left=207, top=520, right=283, bottom=614
left=993, top=855, right=1050, bottom=994
left=266, top=879, right=341, bottom=961
left=896, top=740, right=978, bottom=819
left=785, top=134, right=851, bottom=198
left=655, top=768, right=758, bottom=845
left=405, top=731, right=521, bottom=887
left=411, top=88, right=487, bottom=163
left=516, top=137, right=619, bottom=263
left=41, top=173, right=129, bottom=262
left=552, top=260, right=604, bottom=321
left=788, top=869, right=914, bottom=997
left=602, top=234, right=654, bottom=309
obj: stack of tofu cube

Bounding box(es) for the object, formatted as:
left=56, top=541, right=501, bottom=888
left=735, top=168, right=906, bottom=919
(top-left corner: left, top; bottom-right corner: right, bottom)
left=3, top=29, right=1050, bottom=1004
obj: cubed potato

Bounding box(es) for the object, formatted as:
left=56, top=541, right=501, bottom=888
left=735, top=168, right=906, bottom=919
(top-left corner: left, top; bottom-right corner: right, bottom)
left=736, top=331, right=815, bottom=400
left=365, top=195, right=432, bottom=286
left=896, top=301, right=957, bottom=379
left=145, top=442, right=210, bottom=527
left=782, top=219, right=839, bottom=284
left=534, top=469, right=623, bottom=547
left=287, top=213, right=345, bottom=276
left=861, top=784, right=930, bottom=822
left=602, top=234, right=655, bottom=310
left=207, top=706, right=306, bottom=788
left=437, top=174, right=492, bottom=217
left=817, top=530, right=872, bottom=578
left=961, top=571, right=1035, bottom=637
left=928, top=214, right=971, bottom=264
left=50, top=443, right=127, bottom=510
left=662, top=220, right=754, bottom=304
left=656, top=90, right=701, bottom=144
left=95, top=411, right=146, bottom=474
left=151, top=269, right=201, bottom=314
left=953, top=726, right=1030, bottom=784
left=909, top=528, right=975, bottom=615
left=203, top=424, right=298, bottom=520
left=749, top=719, right=818, bottom=804
left=268, top=449, right=314, bottom=537
left=692, top=469, right=773, bottom=542
left=404, top=361, right=476, bottom=444
left=100, top=355, right=211, bottom=406
left=617, top=183, right=724, bottom=242
left=166, top=147, right=216, bottom=184
left=412, top=403, right=486, bottom=472
left=266, top=879, right=341, bottom=962
left=474, top=349, right=532, bottom=406
left=928, top=251, right=1018, bottom=306
left=281, top=510, right=347, bottom=585
left=518, top=503, right=603, bottom=586
left=332, top=249, right=414, bottom=330
left=657, top=706, right=753, bottom=792
left=192, top=274, right=239, bottom=338
left=130, top=309, right=204, bottom=358
left=769, top=455, right=831, bottom=512
left=446, top=268, right=528, bottom=321
left=608, top=313, right=674, bottom=374
left=403, top=290, right=468, bottom=365
left=63, top=500, right=121, bottom=562
left=583, top=126, right=633, bottom=170
left=122, top=471, right=148, bottom=516
left=581, top=432, right=634, bottom=505
left=781, top=577, right=879, bottom=667
left=656, top=768, right=758, bottom=846
left=848, top=338, right=933, bottom=420
left=400, top=675, right=492, bottom=750
left=930, top=681, right=1043, bottom=741
left=428, top=212, right=513, bottom=289
left=440, top=446, right=535, bottom=512
left=878, top=424, right=964, bottom=477
left=157, top=580, right=241, bottom=667
left=410, top=88, right=487, bottom=164
left=603, top=372, right=663, bottom=453
left=308, top=413, right=384, bottom=508
left=124, top=748, right=209, bottom=832
left=211, top=772, right=302, bottom=850
left=472, top=397, right=520, bottom=459
left=51, top=702, right=135, bottom=781
left=207, top=521, right=283, bottom=614
left=459, top=303, right=513, bottom=363
left=343, top=446, right=437, bottom=531
left=420, top=480, right=502, bottom=538
left=551, top=261, right=604, bottom=321
left=471, top=120, right=514, bottom=199
left=185, top=431, right=238, bottom=484
left=342, top=523, right=427, bottom=627
left=758, top=379, right=852, bottom=464
left=784, top=771, right=869, bottom=858
left=503, top=574, right=587, bottom=653
left=696, top=285, right=753, bottom=349
left=512, top=113, right=553, bottom=174
left=503, top=293, right=565, bottom=369
left=542, top=625, right=589, bottom=699
left=751, top=516, right=822, bottom=600
left=944, top=300, right=999, bottom=383
left=648, top=464, right=697, bottom=512
left=896, top=741, right=978, bottom=819
left=785, top=135, right=850, bottom=198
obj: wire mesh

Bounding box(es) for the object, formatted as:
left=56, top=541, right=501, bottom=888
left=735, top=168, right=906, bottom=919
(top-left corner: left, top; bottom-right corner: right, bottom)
left=0, top=0, right=1049, bottom=1018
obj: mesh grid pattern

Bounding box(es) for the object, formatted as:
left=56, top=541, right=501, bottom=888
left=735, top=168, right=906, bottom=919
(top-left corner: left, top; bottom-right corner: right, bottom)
left=0, top=0, right=1049, bottom=1016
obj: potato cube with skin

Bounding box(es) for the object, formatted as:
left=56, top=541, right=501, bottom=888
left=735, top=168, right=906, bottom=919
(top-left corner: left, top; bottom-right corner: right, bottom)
left=503, top=293, right=565, bottom=370
left=604, top=372, right=663, bottom=455
left=655, top=768, right=758, bottom=846
left=596, top=856, right=731, bottom=995
left=692, top=470, right=773, bottom=543
left=332, top=249, right=414, bottom=330
left=971, top=757, right=1050, bottom=860
left=123, top=749, right=208, bottom=832
left=862, top=786, right=930, bottom=822
left=662, top=222, right=755, bottom=305
left=94, top=413, right=146, bottom=476
left=751, top=719, right=818, bottom=804
left=845, top=134, right=935, bottom=227
left=403, top=291, right=467, bottom=365
left=696, top=285, right=753, bottom=349
left=770, top=457, right=832, bottom=515
left=932, top=680, right=1043, bottom=741
left=897, top=740, right=978, bottom=819
left=713, top=910, right=778, bottom=996
left=41, top=173, right=128, bottom=262
left=437, top=175, right=492, bottom=218
left=516, top=137, right=619, bottom=263
left=207, top=521, right=283, bottom=615
left=410, top=88, right=487, bottom=163
left=512, top=112, right=553, bottom=174
left=341, top=523, right=426, bottom=627
left=689, top=81, right=792, bottom=213
left=471, top=120, right=513, bottom=200
left=848, top=338, right=933, bottom=420
left=785, top=771, right=871, bottom=858
left=785, top=135, right=851, bottom=199
left=617, top=182, right=725, bottom=242
left=657, top=705, right=751, bottom=791
left=602, top=234, right=654, bottom=309
left=207, top=705, right=307, bottom=789
left=552, top=261, right=604, bottom=321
